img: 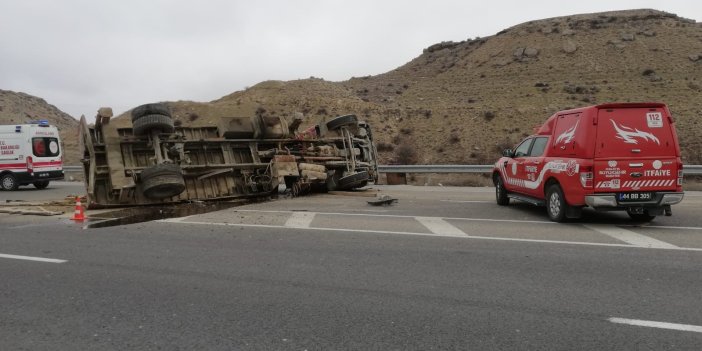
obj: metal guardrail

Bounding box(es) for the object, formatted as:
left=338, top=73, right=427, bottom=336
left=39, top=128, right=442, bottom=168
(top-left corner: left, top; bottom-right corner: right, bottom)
left=64, top=164, right=702, bottom=175
left=379, top=164, right=702, bottom=175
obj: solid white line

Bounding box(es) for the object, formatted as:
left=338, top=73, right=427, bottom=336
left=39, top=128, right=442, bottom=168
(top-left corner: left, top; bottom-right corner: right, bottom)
left=583, top=224, right=678, bottom=249
left=284, top=212, right=316, bottom=229
left=162, top=220, right=702, bottom=251
left=416, top=217, right=468, bottom=237
left=440, top=200, right=493, bottom=203
left=0, top=253, right=67, bottom=263
left=625, top=224, right=702, bottom=231
left=609, top=317, right=702, bottom=333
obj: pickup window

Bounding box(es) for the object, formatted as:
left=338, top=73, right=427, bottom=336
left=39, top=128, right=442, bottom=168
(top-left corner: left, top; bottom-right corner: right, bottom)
left=514, top=139, right=533, bottom=157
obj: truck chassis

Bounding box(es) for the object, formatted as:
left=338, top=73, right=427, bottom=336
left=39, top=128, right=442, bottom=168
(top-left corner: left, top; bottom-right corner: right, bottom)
left=79, top=105, right=378, bottom=208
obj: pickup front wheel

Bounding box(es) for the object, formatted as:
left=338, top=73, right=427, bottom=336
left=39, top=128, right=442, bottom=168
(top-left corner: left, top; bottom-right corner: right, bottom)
left=495, top=176, right=510, bottom=206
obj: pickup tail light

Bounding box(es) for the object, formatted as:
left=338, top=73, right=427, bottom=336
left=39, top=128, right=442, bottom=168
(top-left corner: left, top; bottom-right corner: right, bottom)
left=677, top=163, right=684, bottom=186
left=580, top=165, right=593, bottom=188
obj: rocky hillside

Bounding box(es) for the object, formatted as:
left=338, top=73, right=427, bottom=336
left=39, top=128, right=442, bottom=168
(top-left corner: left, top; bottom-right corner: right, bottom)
left=0, top=89, right=80, bottom=164
left=116, top=9, right=702, bottom=165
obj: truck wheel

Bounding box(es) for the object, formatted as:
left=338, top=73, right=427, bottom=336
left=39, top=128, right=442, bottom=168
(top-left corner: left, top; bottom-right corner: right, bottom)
left=326, top=114, right=358, bottom=131
left=140, top=164, right=186, bottom=199
left=133, top=114, right=175, bottom=136
left=33, top=181, right=50, bottom=189
left=326, top=171, right=341, bottom=191
left=627, top=209, right=656, bottom=222
left=132, top=103, right=171, bottom=121
left=495, top=175, right=510, bottom=206
left=546, top=185, right=567, bottom=222
left=338, top=171, right=369, bottom=190
left=1, top=173, right=19, bottom=191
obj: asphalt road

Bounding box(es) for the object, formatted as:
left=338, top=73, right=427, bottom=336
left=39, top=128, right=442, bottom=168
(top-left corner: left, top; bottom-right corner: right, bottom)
left=0, top=181, right=84, bottom=203
left=1, top=185, right=701, bottom=350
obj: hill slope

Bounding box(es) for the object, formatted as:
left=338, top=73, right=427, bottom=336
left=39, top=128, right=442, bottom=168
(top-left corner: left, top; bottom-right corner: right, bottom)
left=0, top=89, right=80, bottom=164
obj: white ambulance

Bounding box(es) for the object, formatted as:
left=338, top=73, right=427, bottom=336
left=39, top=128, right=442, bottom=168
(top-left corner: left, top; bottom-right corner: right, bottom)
left=0, top=120, right=64, bottom=190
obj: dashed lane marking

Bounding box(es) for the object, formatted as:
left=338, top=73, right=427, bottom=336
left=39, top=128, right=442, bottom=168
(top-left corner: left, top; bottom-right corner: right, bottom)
left=609, top=317, right=702, bottom=333
left=284, top=212, right=316, bottom=229
left=416, top=217, right=468, bottom=237
left=583, top=224, right=679, bottom=249
left=0, top=253, right=67, bottom=264
left=228, top=209, right=557, bottom=225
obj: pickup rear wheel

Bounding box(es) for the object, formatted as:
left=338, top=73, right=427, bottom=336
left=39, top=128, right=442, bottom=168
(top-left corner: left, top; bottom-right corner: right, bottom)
left=140, top=164, right=186, bottom=199
left=495, top=175, right=510, bottom=206
left=627, top=209, right=656, bottom=222
left=546, top=185, right=567, bottom=222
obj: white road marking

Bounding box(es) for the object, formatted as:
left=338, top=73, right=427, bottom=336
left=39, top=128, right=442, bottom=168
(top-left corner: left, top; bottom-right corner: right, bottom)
left=583, top=224, right=678, bottom=249
left=230, top=209, right=556, bottom=225
left=626, top=224, right=702, bottom=231
left=284, top=212, right=316, bottom=228
left=440, top=200, right=493, bottom=203
left=608, top=317, right=702, bottom=333
left=416, top=217, right=468, bottom=237
left=0, top=253, right=67, bottom=263
left=160, top=219, right=702, bottom=252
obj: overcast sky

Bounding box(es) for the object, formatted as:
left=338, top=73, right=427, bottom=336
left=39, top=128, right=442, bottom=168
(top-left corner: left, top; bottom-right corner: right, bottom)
left=1, top=0, right=699, bottom=120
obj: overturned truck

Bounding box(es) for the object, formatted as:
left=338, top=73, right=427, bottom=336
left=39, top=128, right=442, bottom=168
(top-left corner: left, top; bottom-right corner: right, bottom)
left=79, top=104, right=378, bottom=208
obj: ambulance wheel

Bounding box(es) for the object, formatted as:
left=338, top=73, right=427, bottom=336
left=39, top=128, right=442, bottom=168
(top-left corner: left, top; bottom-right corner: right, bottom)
left=326, top=114, right=358, bottom=131
left=132, top=114, right=175, bottom=136
left=546, top=185, right=567, bottom=222
left=627, top=210, right=656, bottom=222
left=140, top=164, right=186, bottom=199
left=131, top=103, right=171, bottom=122
left=1, top=173, right=19, bottom=191
left=33, top=181, right=50, bottom=189
left=495, top=175, right=510, bottom=206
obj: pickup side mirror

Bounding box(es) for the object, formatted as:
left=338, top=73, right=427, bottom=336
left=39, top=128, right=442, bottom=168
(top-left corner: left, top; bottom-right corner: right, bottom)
left=502, top=149, right=514, bottom=157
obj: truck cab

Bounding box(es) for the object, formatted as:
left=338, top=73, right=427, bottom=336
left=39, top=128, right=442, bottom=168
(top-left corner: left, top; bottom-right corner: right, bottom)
left=492, top=103, right=684, bottom=222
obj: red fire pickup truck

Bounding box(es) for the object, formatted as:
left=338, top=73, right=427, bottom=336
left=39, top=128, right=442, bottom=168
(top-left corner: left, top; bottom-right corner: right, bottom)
left=492, top=103, right=684, bottom=222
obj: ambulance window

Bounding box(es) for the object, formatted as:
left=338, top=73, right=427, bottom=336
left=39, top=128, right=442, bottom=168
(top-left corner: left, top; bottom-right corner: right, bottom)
left=32, top=137, right=60, bottom=157
left=514, top=139, right=533, bottom=157
left=529, top=137, right=548, bottom=157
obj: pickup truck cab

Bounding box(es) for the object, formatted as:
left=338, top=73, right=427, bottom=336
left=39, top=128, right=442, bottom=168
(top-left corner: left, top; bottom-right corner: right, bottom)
left=492, top=103, right=684, bottom=222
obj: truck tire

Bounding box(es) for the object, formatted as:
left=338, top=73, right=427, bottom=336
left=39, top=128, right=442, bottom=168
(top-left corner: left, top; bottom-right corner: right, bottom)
left=1, top=173, right=19, bottom=191
left=33, top=181, right=50, bottom=189
left=546, top=185, right=567, bottom=222
left=326, top=114, right=358, bottom=131
left=133, top=114, right=175, bottom=136
left=627, top=209, right=656, bottom=222
left=140, top=164, right=186, bottom=199
left=495, top=175, right=510, bottom=206
left=338, top=171, right=369, bottom=190
left=131, top=103, right=171, bottom=122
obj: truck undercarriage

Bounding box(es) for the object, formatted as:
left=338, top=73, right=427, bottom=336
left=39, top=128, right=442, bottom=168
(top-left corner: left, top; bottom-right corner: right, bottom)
left=79, top=104, right=378, bottom=208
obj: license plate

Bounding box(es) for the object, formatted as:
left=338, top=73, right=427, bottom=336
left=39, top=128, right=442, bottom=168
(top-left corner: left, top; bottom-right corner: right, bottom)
left=618, top=192, right=653, bottom=202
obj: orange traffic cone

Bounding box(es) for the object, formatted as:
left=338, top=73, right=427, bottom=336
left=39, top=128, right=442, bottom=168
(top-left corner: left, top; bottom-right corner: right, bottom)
left=71, top=196, right=85, bottom=221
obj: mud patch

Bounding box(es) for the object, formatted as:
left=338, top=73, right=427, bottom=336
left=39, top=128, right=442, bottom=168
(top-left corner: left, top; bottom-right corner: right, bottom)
left=85, top=200, right=252, bottom=229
